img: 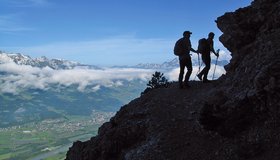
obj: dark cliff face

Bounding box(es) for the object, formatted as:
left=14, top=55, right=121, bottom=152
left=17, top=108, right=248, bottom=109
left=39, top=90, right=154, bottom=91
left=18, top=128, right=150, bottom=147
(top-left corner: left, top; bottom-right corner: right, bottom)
left=199, top=0, right=280, bottom=137
left=66, top=0, right=280, bottom=159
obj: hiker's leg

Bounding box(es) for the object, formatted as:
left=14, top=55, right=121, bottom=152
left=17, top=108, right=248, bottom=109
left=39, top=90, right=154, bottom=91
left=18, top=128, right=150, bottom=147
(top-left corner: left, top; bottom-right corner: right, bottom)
left=198, top=56, right=207, bottom=78
left=184, top=56, right=193, bottom=83
left=179, top=58, right=186, bottom=85
left=203, top=57, right=211, bottom=81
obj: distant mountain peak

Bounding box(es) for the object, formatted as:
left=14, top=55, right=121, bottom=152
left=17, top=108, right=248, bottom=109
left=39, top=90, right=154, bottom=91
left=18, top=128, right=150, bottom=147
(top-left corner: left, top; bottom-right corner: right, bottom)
left=0, top=52, right=99, bottom=70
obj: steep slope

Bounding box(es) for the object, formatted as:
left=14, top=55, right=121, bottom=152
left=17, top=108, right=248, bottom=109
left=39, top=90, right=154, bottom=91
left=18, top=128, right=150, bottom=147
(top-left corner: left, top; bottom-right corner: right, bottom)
left=66, top=0, right=280, bottom=159
left=66, top=82, right=223, bottom=160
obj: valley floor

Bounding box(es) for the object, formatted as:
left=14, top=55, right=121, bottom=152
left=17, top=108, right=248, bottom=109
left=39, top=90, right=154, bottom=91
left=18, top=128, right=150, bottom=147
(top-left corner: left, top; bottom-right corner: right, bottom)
left=0, top=112, right=114, bottom=160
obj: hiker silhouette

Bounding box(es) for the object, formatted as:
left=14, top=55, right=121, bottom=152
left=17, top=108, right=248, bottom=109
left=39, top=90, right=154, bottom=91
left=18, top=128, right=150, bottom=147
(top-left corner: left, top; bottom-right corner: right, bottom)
left=174, top=31, right=198, bottom=89
left=197, top=32, right=219, bottom=83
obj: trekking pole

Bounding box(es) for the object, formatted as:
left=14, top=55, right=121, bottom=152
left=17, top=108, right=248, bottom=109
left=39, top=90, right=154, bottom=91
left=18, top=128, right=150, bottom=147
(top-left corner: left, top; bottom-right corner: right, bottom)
left=193, top=53, right=201, bottom=80
left=198, top=53, right=201, bottom=73
left=212, top=49, right=220, bottom=80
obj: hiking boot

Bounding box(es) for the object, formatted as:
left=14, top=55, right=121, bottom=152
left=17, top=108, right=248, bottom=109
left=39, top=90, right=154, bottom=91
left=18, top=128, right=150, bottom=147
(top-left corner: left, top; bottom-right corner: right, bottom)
left=179, top=83, right=184, bottom=89
left=197, top=74, right=202, bottom=81
left=203, top=79, right=211, bottom=83
left=184, top=82, right=191, bottom=88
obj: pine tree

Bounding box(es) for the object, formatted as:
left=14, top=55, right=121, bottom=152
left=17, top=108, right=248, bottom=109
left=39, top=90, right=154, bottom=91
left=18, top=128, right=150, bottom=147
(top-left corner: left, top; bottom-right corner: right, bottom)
left=142, top=71, right=169, bottom=95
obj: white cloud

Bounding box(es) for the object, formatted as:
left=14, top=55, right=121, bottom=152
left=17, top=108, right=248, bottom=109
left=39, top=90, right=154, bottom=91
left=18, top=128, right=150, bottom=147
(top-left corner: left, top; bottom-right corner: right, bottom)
left=0, top=81, right=19, bottom=94
left=0, top=55, right=227, bottom=94
left=0, top=62, right=154, bottom=94
left=92, top=85, right=101, bottom=92
left=0, top=53, right=13, bottom=63
left=166, top=64, right=226, bottom=81
left=211, top=49, right=231, bottom=61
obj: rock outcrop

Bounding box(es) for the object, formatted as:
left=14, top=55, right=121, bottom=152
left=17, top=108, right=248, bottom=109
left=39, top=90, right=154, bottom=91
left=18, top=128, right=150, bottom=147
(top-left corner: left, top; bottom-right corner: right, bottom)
left=200, top=0, right=280, bottom=137
left=66, top=0, right=280, bottom=159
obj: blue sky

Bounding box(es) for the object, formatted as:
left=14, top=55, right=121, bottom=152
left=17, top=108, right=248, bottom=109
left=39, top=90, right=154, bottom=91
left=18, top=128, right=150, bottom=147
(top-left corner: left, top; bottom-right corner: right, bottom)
left=0, top=0, right=252, bottom=66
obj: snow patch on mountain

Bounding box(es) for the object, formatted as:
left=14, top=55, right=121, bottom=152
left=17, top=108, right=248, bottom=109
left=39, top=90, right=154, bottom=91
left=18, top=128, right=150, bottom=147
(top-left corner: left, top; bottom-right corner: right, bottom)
left=0, top=51, right=98, bottom=70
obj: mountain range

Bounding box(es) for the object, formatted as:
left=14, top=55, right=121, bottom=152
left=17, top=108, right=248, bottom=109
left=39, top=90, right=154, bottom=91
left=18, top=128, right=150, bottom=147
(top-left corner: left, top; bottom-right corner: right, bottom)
left=0, top=51, right=100, bottom=70
left=0, top=51, right=229, bottom=70
left=0, top=51, right=229, bottom=128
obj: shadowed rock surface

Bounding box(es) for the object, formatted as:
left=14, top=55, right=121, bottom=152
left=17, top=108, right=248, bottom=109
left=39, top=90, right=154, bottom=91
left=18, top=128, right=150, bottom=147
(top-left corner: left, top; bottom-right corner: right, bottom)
left=66, top=0, right=280, bottom=159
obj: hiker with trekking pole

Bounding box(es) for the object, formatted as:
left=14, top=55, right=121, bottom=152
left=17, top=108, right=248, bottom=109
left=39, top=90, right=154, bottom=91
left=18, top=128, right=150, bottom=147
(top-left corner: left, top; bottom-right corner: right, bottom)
left=174, top=31, right=198, bottom=89
left=196, top=32, right=219, bottom=83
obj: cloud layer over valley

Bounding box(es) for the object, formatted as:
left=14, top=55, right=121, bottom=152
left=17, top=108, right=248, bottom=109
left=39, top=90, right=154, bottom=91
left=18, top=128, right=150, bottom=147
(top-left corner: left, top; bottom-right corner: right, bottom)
left=0, top=62, right=226, bottom=95
left=0, top=62, right=155, bottom=94
left=0, top=50, right=227, bottom=94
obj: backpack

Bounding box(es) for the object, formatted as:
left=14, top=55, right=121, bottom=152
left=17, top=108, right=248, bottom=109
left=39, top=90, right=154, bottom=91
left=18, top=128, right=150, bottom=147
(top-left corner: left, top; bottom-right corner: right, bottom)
left=197, top=38, right=209, bottom=54
left=173, top=39, right=184, bottom=56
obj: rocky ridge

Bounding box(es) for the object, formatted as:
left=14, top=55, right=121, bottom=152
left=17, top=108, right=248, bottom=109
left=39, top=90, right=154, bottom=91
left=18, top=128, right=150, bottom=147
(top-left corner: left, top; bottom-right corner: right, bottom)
left=66, top=0, right=280, bottom=159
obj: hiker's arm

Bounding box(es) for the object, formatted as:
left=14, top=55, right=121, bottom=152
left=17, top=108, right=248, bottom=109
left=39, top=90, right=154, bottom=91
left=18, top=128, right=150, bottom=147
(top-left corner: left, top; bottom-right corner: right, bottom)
left=190, top=48, right=198, bottom=53
left=187, top=39, right=198, bottom=53
left=215, top=51, right=219, bottom=57
left=212, top=48, right=219, bottom=57
left=210, top=41, right=219, bottom=57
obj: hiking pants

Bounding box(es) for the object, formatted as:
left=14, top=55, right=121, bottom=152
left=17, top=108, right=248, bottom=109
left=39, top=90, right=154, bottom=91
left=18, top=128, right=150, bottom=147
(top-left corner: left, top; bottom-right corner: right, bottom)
left=179, top=54, right=192, bottom=84
left=200, top=55, right=211, bottom=80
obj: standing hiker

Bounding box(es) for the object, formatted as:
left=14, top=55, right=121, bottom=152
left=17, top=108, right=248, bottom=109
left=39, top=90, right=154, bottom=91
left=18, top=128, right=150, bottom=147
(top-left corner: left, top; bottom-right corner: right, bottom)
left=174, top=31, right=198, bottom=89
left=197, top=32, right=219, bottom=83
